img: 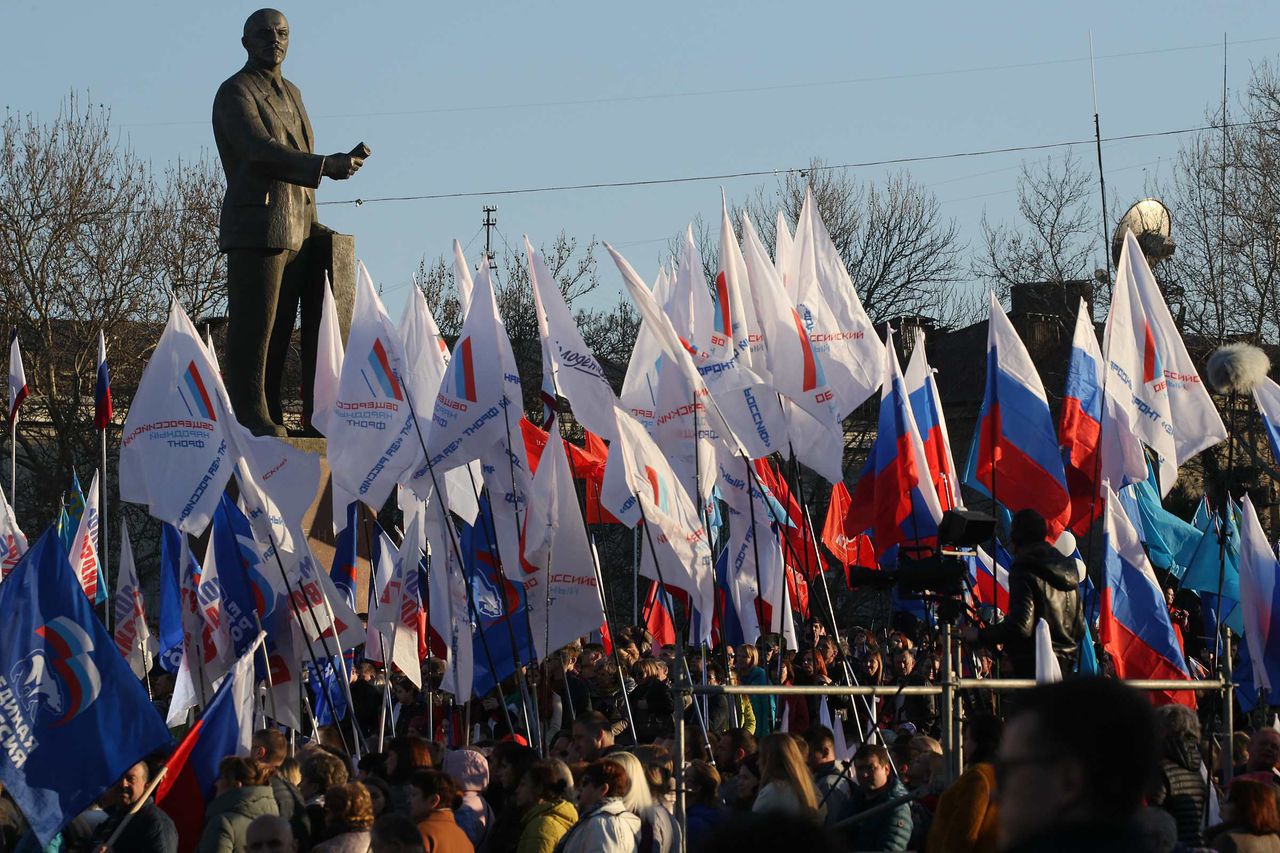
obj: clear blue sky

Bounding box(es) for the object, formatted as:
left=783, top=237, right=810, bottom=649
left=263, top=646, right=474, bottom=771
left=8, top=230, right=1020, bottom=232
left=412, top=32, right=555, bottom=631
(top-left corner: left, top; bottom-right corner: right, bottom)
left=3, top=1, right=1275, bottom=318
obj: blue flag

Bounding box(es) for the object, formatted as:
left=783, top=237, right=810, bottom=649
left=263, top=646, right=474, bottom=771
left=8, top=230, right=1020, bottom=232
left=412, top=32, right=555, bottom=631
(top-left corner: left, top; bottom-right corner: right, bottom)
left=158, top=523, right=190, bottom=673
left=0, top=528, right=172, bottom=845
left=463, top=497, right=535, bottom=697
left=209, top=495, right=266, bottom=660
left=330, top=502, right=360, bottom=612
left=307, top=655, right=350, bottom=725
left=1181, top=512, right=1244, bottom=634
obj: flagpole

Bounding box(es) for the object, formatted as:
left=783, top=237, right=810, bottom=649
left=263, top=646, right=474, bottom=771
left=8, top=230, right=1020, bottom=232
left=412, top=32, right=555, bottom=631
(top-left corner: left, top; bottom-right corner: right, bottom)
left=100, top=428, right=109, bottom=632
left=395, top=372, right=519, bottom=738
left=8, top=416, right=14, bottom=518
left=741, top=455, right=769, bottom=643
left=461, top=463, right=537, bottom=748
left=496, top=402, right=546, bottom=751
left=544, top=401, right=637, bottom=745
left=257, top=524, right=357, bottom=757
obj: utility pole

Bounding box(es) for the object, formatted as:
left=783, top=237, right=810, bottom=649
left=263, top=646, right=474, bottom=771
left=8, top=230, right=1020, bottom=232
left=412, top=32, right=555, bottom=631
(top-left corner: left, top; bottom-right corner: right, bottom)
left=481, top=206, right=498, bottom=269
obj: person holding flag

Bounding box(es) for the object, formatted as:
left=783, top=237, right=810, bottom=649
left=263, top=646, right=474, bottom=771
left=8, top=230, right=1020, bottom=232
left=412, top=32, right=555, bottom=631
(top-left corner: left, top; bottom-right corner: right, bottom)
left=962, top=509, right=1085, bottom=680
left=0, top=529, right=172, bottom=847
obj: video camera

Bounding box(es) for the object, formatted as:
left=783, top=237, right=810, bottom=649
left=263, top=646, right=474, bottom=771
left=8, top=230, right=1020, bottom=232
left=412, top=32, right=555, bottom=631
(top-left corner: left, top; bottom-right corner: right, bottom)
left=845, top=508, right=997, bottom=598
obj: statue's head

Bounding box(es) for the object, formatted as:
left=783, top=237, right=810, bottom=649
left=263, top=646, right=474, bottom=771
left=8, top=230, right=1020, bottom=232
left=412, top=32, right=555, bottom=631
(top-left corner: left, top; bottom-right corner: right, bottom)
left=242, top=9, right=289, bottom=72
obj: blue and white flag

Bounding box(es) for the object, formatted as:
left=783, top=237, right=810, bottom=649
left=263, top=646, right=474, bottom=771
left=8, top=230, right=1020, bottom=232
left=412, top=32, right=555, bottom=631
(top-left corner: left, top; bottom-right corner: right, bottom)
left=0, top=528, right=172, bottom=845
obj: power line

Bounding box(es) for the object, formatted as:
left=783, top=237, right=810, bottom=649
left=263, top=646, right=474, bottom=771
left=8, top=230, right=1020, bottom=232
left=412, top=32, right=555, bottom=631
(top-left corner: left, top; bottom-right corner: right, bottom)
left=317, top=118, right=1268, bottom=209
left=112, top=34, right=1280, bottom=129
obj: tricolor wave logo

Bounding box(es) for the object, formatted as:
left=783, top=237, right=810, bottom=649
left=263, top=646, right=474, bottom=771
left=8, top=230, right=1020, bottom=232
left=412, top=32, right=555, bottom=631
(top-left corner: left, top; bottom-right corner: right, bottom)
left=12, top=617, right=102, bottom=727
left=453, top=337, right=478, bottom=403
left=364, top=338, right=404, bottom=401
left=180, top=361, right=217, bottom=421
left=791, top=307, right=827, bottom=393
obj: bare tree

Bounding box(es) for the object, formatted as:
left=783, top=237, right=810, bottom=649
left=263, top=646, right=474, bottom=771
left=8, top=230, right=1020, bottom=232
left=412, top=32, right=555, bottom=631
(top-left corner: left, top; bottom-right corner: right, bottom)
left=974, top=151, right=1101, bottom=302
left=0, top=93, right=225, bottom=583
left=1161, top=64, right=1280, bottom=345
left=743, top=161, right=964, bottom=326
left=416, top=231, right=638, bottom=416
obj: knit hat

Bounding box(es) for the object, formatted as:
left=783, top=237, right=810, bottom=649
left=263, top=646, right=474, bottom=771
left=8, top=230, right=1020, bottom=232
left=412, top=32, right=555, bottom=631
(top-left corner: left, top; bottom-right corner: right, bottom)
left=443, top=747, right=490, bottom=793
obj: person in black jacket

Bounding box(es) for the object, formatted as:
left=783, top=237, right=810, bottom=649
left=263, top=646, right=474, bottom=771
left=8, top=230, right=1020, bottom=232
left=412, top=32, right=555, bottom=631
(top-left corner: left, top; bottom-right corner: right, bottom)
left=1149, top=704, right=1206, bottom=847
left=90, top=760, right=178, bottom=853
left=963, top=509, right=1085, bottom=677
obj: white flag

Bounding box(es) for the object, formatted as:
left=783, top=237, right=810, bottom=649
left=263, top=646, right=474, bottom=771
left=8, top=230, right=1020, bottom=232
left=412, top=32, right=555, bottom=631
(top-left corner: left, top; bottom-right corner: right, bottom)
left=526, top=237, right=619, bottom=439
left=792, top=187, right=884, bottom=419
left=237, top=432, right=322, bottom=535
left=311, top=273, right=344, bottom=437
left=522, top=423, right=606, bottom=660
left=1034, top=618, right=1063, bottom=684
left=1123, top=229, right=1227, bottom=461
left=619, top=266, right=671, bottom=433
left=7, top=330, right=26, bottom=425
left=1104, top=237, right=1178, bottom=494
left=740, top=211, right=844, bottom=483
left=601, top=407, right=714, bottom=635
left=370, top=512, right=425, bottom=689
left=120, top=301, right=235, bottom=535
left=0, top=481, right=27, bottom=581
left=775, top=210, right=797, bottom=301
left=607, top=243, right=745, bottom=458
left=1239, top=495, right=1279, bottom=696
left=69, top=470, right=101, bottom=601
left=397, top=276, right=481, bottom=526
left=112, top=527, right=154, bottom=680
left=426, top=500, right=474, bottom=701
left=412, top=259, right=521, bottom=479
left=326, top=261, right=423, bottom=512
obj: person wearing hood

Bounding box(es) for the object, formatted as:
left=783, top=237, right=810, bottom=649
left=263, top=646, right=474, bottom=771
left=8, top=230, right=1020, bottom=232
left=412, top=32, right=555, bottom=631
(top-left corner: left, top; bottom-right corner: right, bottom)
left=1149, top=704, right=1207, bottom=847
left=442, top=748, right=493, bottom=850
left=197, top=757, right=280, bottom=853
left=963, top=509, right=1085, bottom=678
left=515, top=761, right=578, bottom=853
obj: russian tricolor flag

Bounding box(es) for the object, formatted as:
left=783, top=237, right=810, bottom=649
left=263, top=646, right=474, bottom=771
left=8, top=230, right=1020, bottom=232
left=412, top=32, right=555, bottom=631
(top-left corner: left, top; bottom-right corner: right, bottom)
left=94, top=330, right=112, bottom=430
left=1254, top=377, right=1280, bottom=469
left=1100, top=485, right=1194, bottom=707
left=1059, top=302, right=1103, bottom=534
left=1237, top=494, right=1280, bottom=707
left=642, top=579, right=677, bottom=647
left=970, top=293, right=1071, bottom=538
left=156, top=636, right=261, bottom=852
left=967, top=544, right=1011, bottom=612
left=903, top=328, right=959, bottom=510
left=846, top=326, right=942, bottom=559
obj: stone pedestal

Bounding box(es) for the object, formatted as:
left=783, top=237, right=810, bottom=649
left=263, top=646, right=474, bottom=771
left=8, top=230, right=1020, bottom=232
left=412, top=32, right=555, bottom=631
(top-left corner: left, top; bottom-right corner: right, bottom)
left=285, top=436, right=375, bottom=611
left=318, top=231, right=356, bottom=344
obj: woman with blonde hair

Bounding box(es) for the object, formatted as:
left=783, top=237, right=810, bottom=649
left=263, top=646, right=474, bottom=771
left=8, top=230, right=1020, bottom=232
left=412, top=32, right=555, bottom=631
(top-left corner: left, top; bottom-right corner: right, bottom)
left=611, top=751, right=680, bottom=853
left=735, top=644, right=774, bottom=736
left=751, top=733, right=818, bottom=821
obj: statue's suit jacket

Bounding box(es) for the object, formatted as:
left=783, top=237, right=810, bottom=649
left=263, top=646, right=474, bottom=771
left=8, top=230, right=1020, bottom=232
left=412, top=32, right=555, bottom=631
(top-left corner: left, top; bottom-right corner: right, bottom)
left=213, top=66, right=326, bottom=253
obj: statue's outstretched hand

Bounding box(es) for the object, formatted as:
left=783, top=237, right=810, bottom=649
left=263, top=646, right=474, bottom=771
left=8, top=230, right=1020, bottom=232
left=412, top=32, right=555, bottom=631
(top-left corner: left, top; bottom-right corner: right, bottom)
left=323, top=153, right=364, bottom=180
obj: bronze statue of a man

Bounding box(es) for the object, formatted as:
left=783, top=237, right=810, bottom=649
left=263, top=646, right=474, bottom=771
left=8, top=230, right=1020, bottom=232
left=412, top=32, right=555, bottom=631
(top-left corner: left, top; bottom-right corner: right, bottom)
left=213, top=8, right=367, bottom=436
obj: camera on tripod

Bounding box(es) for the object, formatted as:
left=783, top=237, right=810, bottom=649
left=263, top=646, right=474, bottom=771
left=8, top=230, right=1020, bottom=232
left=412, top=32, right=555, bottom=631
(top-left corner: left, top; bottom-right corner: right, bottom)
left=844, top=509, right=998, bottom=599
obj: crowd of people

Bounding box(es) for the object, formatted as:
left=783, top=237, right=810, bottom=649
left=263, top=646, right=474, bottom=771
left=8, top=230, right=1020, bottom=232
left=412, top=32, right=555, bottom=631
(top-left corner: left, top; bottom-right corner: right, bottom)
left=0, top=508, right=1272, bottom=851
left=2, top=615, right=1280, bottom=852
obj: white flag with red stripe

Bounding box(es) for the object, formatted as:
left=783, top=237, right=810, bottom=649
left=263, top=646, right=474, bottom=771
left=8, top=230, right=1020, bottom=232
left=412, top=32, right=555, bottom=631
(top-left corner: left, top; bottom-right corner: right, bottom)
left=69, top=469, right=101, bottom=601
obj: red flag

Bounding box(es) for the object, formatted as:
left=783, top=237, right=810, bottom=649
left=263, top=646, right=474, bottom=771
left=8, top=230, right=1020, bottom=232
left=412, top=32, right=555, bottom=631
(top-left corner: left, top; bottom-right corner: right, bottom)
left=822, top=482, right=877, bottom=573
left=753, top=460, right=821, bottom=578
left=641, top=580, right=677, bottom=646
